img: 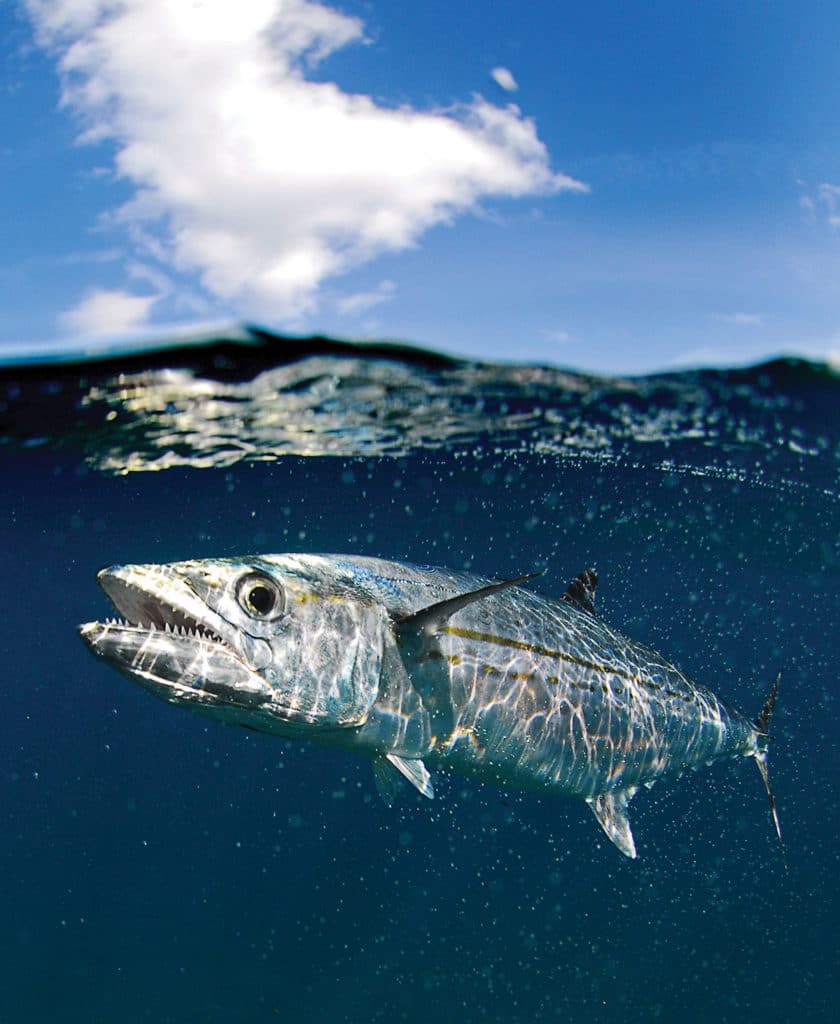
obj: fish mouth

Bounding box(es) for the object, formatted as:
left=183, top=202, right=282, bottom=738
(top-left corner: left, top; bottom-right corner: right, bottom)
left=78, top=565, right=273, bottom=709
left=91, top=565, right=233, bottom=646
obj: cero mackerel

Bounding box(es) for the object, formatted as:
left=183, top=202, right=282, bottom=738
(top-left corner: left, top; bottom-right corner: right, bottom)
left=79, top=553, right=782, bottom=859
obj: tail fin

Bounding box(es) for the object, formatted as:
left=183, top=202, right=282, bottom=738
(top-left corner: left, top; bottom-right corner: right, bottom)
left=754, top=673, right=786, bottom=869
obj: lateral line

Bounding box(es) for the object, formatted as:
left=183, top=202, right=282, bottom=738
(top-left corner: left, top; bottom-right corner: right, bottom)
left=440, top=625, right=642, bottom=684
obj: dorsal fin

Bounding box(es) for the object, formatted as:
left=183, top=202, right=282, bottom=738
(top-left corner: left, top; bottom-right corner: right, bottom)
left=396, top=571, right=542, bottom=636
left=562, top=567, right=598, bottom=616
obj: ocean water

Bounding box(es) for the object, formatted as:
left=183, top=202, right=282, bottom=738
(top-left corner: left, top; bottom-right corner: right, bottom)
left=1, top=331, right=837, bottom=1023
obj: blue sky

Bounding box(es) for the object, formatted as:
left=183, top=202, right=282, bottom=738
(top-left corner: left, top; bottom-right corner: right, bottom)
left=2, top=0, right=840, bottom=373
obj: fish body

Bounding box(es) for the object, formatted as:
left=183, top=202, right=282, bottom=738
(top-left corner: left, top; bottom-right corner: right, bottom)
left=79, top=553, right=781, bottom=858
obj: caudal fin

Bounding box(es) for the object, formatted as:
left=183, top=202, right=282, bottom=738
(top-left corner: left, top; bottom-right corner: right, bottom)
left=754, top=673, right=786, bottom=869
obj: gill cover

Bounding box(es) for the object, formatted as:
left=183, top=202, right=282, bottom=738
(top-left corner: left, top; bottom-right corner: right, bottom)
left=168, top=558, right=389, bottom=728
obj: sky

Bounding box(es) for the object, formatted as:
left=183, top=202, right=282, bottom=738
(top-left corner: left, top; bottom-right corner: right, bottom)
left=2, top=0, right=840, bottom=374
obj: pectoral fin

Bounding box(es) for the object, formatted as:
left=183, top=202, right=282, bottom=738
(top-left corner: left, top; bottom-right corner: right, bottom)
left=372, top=754, right=434, bottom=804
left=396, top=572, right=543, bottom=637
left=586, top=788, right=638, bottom=858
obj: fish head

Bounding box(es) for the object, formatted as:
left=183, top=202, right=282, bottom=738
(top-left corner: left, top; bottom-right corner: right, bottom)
left=79, top=556, right=388, bottom=733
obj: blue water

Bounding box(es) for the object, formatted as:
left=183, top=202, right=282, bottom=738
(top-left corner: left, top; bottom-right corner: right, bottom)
left=1, top=334, right=837, bottom=1023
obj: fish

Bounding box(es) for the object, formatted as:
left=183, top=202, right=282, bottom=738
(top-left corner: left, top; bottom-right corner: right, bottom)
left=78, top=553, right=783, bottom=860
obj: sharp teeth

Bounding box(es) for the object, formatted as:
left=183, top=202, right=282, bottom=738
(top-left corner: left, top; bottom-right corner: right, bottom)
left=98, top=603, right=227, bottom=648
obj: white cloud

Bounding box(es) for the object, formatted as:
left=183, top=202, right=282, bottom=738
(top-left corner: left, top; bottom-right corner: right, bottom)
left=59, top=288, right=157, bottom=336
left=800, top=182, right=840, bottom=228
left=491, top=67, right=518, bottom=93
left=336, top=279, right=396, bottom=316
left=126, top=260, right=172, bottom=295
left=821, top=186, right=840, bottom=227
left=718, top=312, right=763, bottom=326
left=541, top=327, right=573, bottom=344
left=26, top=1, right=585, bottom=320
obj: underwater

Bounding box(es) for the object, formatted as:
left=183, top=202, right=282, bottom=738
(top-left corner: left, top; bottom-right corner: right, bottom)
left=1, top=329, right=837, bottom=1023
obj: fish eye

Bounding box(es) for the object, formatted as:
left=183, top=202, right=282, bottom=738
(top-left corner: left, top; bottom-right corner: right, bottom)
left=236, top=572, right=285, bottom=620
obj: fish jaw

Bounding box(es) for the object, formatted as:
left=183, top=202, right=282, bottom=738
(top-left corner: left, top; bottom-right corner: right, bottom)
left=78, top=564, right=275, bottom=715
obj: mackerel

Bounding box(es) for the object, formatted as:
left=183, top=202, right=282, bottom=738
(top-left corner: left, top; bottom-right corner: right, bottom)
left=79, top=554, right=783, bottom=859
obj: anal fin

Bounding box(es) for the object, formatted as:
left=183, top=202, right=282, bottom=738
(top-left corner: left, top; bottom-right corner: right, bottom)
left=372, top=754, right=434, bottom=803
left=586, top=788, right=638, bottom=859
